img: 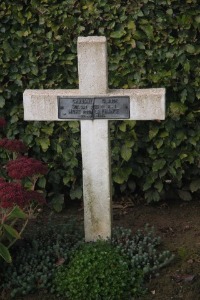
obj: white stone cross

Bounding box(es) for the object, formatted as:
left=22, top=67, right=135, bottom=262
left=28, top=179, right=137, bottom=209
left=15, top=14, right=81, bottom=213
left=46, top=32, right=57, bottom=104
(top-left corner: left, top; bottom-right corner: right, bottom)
left=23, top=36, right=165, bottom=242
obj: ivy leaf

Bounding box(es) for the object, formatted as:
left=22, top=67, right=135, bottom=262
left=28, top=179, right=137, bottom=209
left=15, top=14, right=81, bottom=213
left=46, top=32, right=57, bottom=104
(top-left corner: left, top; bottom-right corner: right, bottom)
left=190, top=179, right=200, bottom=193
left=56, top=144, right=62, bottom=154
left=36, top=137, right=50, bottom=152
left=66, top=54, right=76, bottom=61
left=113, top=167, right=131, bottom=184
left=152, top=159, right=166, bottom=172
left=110, top=29, right=125, bottom=39
left=149, top=127, right=159, bottom=140
left=0, top=96, right=5, bottom=108
left=119, top=122, right=127, bottom=132
left=166, top=8, right=173, bottom=15
left=70, top=186, right=82, bottom=200
left=41, top=126, right=53, bottom=135
left=155, top=139, right=163, bottom=149
left=169, top=102, right=187, bottom=119
left=23, top=178, right=33, bottom=189
left=68, top=121, right=80, bottom=133
left=143, top=180, right=152, bottom=191
left=3, top=41, right=14, bottom=57
left=145, top=190, right=160, bottom=202
left=178, top=190, right=192, bottom=201
left=195, top=15, right=200, bottom=23
left=49, top=194, right=64, bottom=212
left=113, top=173, right=125, bottom=184
left=125, top=140, right=134, bottom=147
left=180, top=89, right=187, bottom=103
left=127, top=21, right=136, bottom=32
left=140, top=24, right=154, bottom=39
left=186, top=44, right=195, bottom=54
left=37, top=177, right=46, bottom=189
left=136, top=41, right=145, bottom=49
left=121, top=145, right=132, bottom=161
left=154, top=180, right=163, bottom=193
left=46, top=31, right=52, bottom=39
left=159, top=131, right=169, bottom=138
left=26, top=11, right=32, bottom=20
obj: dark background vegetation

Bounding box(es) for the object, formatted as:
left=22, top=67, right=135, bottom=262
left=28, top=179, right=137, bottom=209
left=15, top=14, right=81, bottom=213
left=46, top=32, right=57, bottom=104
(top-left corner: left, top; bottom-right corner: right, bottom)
left=0, top=0, right=200, bottom=207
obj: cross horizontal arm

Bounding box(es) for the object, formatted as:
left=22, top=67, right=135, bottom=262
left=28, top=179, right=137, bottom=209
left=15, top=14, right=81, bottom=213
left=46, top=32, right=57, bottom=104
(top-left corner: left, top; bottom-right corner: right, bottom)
left=23, top=88, right=165, bottom=121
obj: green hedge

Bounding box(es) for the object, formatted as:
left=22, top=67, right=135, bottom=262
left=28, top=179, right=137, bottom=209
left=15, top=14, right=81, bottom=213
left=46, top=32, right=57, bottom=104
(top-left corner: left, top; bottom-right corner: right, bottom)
left=1, top=0, right=200, bottom=205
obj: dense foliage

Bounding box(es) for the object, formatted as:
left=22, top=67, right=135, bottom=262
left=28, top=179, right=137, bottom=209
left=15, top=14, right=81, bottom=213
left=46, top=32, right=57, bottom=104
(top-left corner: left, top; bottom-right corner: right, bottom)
left=0, top=225, right=173, bottom=299
left=0, top=222, right=83, bottom=298
left=54, top=241, right=137, bottom=300
left=1, top=0, right=200, bottom=203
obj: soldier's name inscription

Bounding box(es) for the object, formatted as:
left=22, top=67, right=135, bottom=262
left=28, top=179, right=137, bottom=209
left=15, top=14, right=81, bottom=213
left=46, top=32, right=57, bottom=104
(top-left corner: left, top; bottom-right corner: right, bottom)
left=58, top=96, right=130, bottom=119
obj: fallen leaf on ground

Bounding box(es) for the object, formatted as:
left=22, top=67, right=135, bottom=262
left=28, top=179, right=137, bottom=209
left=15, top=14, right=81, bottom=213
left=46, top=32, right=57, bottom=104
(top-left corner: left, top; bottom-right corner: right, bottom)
left=171, top=274, right=195, bottom=283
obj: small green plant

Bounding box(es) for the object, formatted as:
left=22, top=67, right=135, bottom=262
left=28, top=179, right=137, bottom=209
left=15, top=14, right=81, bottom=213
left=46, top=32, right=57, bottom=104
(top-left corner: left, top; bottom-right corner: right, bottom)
left=177, top=246, right=189, bottom=261
left=0, top=221, right=83, bottom=298
left=112, top=225, right=175, bottom=276
left=0, top=206, right=27, bottom=263
left=54, top=240, right=142, bottom=300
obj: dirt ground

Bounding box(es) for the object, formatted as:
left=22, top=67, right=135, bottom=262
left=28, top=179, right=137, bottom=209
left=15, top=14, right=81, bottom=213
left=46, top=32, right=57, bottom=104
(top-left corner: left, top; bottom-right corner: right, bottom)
left=113, top=198, right=200, bottom=300
left=3, top=197, right=200, bottom=300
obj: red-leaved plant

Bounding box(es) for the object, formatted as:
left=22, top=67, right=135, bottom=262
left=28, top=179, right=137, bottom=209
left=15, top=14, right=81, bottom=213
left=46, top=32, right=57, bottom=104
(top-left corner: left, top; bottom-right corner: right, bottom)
left=0, top=119, right=47, bottom=263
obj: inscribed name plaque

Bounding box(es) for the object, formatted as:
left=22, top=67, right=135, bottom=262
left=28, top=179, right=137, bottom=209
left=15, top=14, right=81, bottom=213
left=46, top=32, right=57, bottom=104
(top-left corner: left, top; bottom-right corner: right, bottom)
left=58, top=96, right=130, bottom=119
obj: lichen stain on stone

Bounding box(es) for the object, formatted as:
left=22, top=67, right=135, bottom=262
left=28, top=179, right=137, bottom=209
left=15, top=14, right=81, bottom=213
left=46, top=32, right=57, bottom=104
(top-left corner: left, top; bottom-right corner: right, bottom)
left=84, top=179, right=103, bottom=240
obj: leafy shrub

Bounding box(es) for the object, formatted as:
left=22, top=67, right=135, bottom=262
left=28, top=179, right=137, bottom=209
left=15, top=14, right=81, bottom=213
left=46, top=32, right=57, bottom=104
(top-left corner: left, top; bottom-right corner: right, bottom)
left=0, top=205, right=28, bottom=263
left=54, top=240, right=142, bottom=300
left=0, top=221, right=83, bottom=298
left=0, top=0, right=200, bottom=205
left=54, top=226, right=174, bottom=299
left=0, top=119, right=47, bottom=263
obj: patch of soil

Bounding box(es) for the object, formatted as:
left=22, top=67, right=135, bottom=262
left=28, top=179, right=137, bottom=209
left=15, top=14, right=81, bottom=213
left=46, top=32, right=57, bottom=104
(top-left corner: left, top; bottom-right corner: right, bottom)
left=3, top=198, right=200, bottom=300
left=114, top=198, right=200, bottom=300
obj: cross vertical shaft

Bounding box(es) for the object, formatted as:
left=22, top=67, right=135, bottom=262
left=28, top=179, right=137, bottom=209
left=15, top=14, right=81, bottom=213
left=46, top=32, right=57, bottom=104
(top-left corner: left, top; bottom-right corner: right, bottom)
left=23, top=36, right=165, bottom=242
left=78, top=37, right=112, bottom=241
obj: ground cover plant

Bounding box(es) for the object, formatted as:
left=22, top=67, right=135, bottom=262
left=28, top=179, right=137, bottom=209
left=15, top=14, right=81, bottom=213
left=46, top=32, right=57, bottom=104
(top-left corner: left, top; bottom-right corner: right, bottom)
left=0, top=222, right=174, bottom=299
left=0, top=221, right=83, bottom=298
left=54, top=241, right=135, bottom=300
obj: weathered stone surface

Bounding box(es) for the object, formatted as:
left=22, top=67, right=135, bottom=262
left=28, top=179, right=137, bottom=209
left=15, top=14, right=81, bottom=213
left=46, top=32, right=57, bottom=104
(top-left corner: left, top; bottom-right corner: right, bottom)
left=24, top=88, right=165, bottom=121
left=23, top=36, right=165, bottom=242
left=81, top=119, right=111, bottom=241
left=78, top=37, right=111, bottom=241
left=78, top=36, right=108, bottom=95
